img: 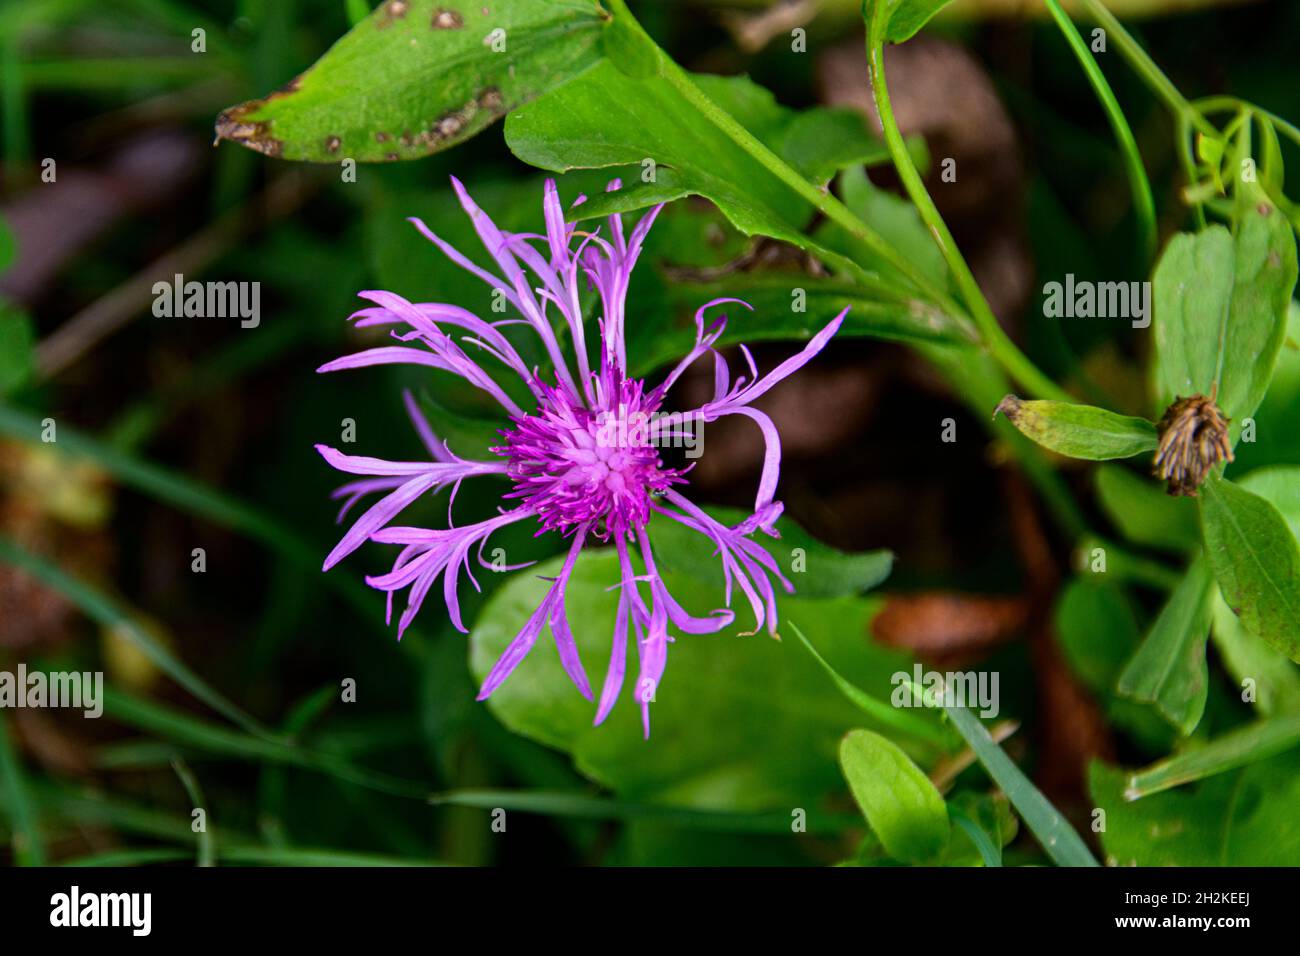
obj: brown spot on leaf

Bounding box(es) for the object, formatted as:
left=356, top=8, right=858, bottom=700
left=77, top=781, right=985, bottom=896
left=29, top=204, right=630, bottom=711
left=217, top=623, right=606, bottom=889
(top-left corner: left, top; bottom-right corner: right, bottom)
left=432, top=8, right=464, bottom=29
left=993, top=393, right=1023, bottom=424
left=385, top=152, right=399, bottom=162
left=378, top=0, right=409, bottom=28
left=214, top=103, right=284, bottom=158
left=478, top=87, right=504, bottom=111
left=375, top=131, right=390, bottom=143
left=325, top=135, right=341, bottom=154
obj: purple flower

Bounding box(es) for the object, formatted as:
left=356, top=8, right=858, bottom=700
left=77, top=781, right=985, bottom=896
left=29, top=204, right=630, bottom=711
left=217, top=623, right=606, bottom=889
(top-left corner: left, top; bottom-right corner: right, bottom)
left=317, top=177, right=845, bottom=734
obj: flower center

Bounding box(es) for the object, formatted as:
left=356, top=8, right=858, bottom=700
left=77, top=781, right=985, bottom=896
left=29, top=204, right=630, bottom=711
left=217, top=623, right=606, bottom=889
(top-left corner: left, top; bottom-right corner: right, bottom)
left=495, top=379, right=684, bottom=537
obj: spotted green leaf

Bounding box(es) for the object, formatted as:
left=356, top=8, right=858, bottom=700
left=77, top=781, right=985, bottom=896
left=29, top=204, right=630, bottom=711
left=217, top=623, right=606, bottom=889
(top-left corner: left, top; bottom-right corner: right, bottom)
left=216, top=0, right=610, bottom=163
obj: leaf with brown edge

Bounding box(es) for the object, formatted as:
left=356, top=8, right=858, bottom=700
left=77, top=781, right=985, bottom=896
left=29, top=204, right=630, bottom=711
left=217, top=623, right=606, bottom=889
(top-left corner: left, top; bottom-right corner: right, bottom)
left=994, top=395, right=1158, bottom=461
left=215, top=0, right=610, bottom=163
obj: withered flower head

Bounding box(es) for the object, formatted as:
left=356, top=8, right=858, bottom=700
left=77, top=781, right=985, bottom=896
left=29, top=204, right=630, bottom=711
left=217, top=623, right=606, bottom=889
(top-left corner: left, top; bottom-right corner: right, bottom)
left=1152, top=392, right=1234, bottom=497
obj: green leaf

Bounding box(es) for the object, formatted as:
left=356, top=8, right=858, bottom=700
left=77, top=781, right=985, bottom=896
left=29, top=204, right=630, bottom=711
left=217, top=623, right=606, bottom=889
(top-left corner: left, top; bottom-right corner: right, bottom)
left=1123, top=711, right=1300, bottom=799
left=790, top=623, right=952, bottom=750
left=0, top=301, right=34, bottom=396
left=768, top=108, right=893, bottom=184
left=469, top=547, right=919, bottom=812
left=505, top=64, right=888, bottom=270
left=1095, top=465, right=1200, bottom=552
left=1210, top=589, right=1300, bottom=715
left=650, top=505, right=894, bottom=602
left=216, top=0, right=610, bottom=162
left=838, top=729, right=949, bottom=864
left=875, top=0, right=956, bottom=44
left=819, top=165, right=947, bottom=290
left=1153, top=203, right=1299, bottom=421
left=1116, top=557, right=1212, bottom=735
left=994, top=395, right=1158, bottom=460
left=1233, top=302, right=1300, bottom=472
left=1091, top=754, right=1300, bottom=865
left=1199, top=475, right=1300, bottom=662
left=1239, top=464, right=1300, bottom=541
left=600, top=5, right=659, bottom=79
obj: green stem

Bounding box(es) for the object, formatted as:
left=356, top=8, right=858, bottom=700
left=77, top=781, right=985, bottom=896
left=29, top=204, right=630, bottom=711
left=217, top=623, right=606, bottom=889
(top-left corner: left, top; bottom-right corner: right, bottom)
left=1195, top=95, right=1300, bottom=152
left=1045, top=0, right=1157, bottom=263
left=656, top=58, right=960, bottom=315
left=1076, top=0, right=1215, bottom=137
left=865, top=16, right=1071, bottom=403
left=1176, top=114, right=1208, bottom=230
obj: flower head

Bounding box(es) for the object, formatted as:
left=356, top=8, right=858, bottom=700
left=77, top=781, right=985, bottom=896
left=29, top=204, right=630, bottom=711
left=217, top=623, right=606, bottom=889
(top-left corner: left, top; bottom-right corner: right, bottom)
left=317, top=176, right=845, bottom=734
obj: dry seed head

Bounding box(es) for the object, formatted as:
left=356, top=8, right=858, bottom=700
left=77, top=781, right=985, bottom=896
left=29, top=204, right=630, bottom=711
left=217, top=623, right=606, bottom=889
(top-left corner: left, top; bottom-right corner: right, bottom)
left=1152, top=393, right=1234, bottom=496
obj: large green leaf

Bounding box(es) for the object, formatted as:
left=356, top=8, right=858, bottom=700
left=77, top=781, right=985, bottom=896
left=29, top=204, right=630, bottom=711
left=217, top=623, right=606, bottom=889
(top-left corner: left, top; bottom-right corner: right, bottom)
left=1090, top=753, right=1300, bottom=865
left=1199, top=474, right=1300, bottom=662
left=469, top=547, right=916, bottom=811
left=1116, top=557, right=1213, bottom=735
left=1205, top=467, right=1300, bottom=707
left=216, top=0, right=610, bottom=162
left=505, top=64, right=888, bottom=264
left=993, top=396, right=1157, bottom=461
left=839, top=729, right=949, bottom=864
left=1153, top=202, right=1298, bottom=421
